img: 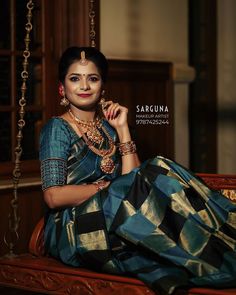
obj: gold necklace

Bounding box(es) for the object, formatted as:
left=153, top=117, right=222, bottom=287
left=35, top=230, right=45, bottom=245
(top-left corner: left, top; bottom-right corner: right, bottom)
left=68, top=109, right=116, bottom=174
left=68, top=109, right=103, bottom=145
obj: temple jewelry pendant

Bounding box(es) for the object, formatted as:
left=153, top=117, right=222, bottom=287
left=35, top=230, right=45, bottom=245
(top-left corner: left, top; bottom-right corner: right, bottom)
left=86, top=129, right=104, bottom=145
left=100, top=156, right=115, bottom=174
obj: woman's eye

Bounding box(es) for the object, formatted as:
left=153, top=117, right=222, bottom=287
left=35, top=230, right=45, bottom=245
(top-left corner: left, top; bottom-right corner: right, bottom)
left=89, top=76, right=100, bottom=82
left=70, top=76, right=79, bottom=82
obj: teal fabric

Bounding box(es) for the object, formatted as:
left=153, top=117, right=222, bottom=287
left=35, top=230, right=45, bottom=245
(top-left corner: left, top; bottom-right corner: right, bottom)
left=40, top=117, right=236, bottom=294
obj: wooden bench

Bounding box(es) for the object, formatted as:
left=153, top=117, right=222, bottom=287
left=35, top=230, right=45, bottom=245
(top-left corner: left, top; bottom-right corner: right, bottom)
left=0, top=173, right=236, bottom=295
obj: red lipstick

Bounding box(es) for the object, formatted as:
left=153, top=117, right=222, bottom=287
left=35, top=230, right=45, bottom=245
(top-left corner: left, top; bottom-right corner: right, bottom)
left=78, top=93, right=92, bottom=98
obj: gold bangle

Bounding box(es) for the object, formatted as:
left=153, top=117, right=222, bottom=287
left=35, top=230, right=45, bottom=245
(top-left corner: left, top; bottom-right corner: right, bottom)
left=118, top=140, right=137, bottom=156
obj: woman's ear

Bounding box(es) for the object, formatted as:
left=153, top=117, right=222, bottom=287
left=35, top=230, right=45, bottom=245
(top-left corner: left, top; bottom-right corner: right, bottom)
left=58, top=82, right=65, bottom=96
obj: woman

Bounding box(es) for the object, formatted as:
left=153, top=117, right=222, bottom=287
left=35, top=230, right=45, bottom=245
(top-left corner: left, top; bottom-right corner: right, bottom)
left=40, top=46, right=236, bottom=294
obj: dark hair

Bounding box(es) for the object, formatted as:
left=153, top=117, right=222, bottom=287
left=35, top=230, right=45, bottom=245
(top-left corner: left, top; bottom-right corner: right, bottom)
left=59, top=46, right=108, bottom=83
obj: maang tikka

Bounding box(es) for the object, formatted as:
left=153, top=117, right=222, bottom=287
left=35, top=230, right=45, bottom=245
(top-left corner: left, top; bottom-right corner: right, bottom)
left=79, top=51, right=89, bottom=66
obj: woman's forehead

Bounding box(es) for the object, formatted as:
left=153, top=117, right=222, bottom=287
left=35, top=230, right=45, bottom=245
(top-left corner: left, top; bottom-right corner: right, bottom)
left=67, top=60, right=100, bottom=75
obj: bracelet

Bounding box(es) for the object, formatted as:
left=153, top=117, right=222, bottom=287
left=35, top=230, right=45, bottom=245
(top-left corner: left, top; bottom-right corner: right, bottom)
left=93, top=180, right=107, bottom=192
left=118, top=140, right=137, bottom=156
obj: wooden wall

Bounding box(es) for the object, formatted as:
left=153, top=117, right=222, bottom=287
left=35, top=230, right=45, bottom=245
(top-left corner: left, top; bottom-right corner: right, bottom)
left=106, top=59, right=174, bottom=161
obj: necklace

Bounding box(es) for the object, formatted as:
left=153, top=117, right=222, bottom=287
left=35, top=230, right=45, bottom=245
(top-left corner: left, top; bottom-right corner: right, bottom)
left=68, top=109, right=116, bottom=174
left=68, top=109, right=103, bottom=145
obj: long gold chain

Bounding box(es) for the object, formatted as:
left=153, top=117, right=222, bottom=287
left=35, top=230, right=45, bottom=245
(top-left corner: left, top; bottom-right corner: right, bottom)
left=4, top=0, right=34, bottom=257
left=68, top=110, right=116, bottom=174
left=89, top=0, right=96, bottom=48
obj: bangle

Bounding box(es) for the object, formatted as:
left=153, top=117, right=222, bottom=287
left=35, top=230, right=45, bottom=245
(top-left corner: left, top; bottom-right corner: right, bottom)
left=93, top=180, right=107, bottom=192
left=118, top=140, right=137, bottom=156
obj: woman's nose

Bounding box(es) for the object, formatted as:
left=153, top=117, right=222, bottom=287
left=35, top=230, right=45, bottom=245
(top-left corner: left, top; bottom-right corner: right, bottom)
left=80, top=78, right=89, bottom=90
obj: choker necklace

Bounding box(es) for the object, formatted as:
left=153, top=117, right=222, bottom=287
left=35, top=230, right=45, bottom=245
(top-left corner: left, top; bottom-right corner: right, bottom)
left=68, top=109, right=116, bottom=174
left=68, top=109, right=103, bottom=145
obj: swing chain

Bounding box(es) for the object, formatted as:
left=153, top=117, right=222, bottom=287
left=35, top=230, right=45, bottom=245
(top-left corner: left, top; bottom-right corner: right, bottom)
left=4, top=0, right=34, bottom=257
left=89, top=0, right=96, bottom=47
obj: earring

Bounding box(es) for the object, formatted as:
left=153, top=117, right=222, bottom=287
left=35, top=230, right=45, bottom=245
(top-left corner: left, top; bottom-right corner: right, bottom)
left=60, top=95, right=69, bottom=107
left=59, top=83, right=69, bottom=107
left=99, top=90, right=107, bottom=112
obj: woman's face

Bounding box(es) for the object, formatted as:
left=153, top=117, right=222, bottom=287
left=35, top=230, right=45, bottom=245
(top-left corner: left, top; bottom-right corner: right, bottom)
left=63, top=60, right=102, bottom=111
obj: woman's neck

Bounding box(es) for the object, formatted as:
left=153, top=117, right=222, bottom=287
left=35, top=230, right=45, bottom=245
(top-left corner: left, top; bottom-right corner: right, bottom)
left=69, top=106, right=96, bottom=121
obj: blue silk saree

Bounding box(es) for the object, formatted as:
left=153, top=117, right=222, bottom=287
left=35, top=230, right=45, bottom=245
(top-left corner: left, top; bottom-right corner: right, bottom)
left=39, top=117, right=236, bottom=294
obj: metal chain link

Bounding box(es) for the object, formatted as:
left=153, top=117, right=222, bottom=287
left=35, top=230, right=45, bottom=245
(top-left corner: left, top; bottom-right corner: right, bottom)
left=4, top=0, right=34, bottom=257
left=89, top=0, right=96, bottom=47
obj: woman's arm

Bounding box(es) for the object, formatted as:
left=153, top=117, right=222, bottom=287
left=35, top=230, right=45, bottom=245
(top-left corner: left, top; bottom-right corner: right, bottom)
left=116, top=124, right=140, bottom=174
left=40, top=118, right=111, bottom=210
left=43, top=180, right=110, bottom=209
left=104, top=101, right=141, bottom=174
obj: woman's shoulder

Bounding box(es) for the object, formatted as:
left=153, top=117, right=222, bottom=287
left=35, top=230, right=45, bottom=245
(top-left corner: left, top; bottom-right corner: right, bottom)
left=40, top=117, right=73, bottom=140
left=43, top=116, right=66, bottom=128
left=39, top=117, right=74, bottom=160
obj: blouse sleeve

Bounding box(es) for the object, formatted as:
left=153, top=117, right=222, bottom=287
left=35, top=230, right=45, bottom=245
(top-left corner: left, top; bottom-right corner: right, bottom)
left=39, top=118, right=71, bottom=191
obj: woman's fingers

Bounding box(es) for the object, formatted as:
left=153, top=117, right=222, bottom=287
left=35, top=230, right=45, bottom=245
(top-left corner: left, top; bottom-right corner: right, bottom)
left=103, top=101, right=126, bottom=120
left=110, top=103, right=120, bottom=119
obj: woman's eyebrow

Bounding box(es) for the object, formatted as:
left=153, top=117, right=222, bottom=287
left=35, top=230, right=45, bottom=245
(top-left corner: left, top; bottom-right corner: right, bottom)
left=68, top=73, right=100, bottom=76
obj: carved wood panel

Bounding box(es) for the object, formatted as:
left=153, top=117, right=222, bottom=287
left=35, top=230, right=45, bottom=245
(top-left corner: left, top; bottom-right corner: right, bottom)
left=0, top=259, right=155, bottom=295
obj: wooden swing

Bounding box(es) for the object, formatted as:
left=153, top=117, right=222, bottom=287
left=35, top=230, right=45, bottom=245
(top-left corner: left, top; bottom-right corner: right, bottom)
left=0, top=1, right=236, bottom=294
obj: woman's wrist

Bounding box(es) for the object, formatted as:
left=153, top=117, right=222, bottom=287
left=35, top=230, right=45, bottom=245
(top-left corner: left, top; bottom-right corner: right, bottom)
left=118, top=140, right=137, bottom=156
left=116, top=124, right=131, bottom=143
left=93, top=180, right=108, bottom=192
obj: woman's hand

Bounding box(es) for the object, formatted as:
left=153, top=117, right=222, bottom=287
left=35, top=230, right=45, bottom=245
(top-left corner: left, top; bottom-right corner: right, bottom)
left=103, top=100, right=128, bottom=130
left=101, top=100, right=141, bottom=175
left=93, top=179, right=111, bottom=191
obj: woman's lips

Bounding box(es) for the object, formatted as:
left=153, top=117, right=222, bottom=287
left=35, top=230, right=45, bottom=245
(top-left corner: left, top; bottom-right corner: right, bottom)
left=78, top=93, right=92, bottom=98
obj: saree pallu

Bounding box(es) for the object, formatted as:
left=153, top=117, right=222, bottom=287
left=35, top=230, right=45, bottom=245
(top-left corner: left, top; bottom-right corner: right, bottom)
left=44, top=156, right=236, bottom=295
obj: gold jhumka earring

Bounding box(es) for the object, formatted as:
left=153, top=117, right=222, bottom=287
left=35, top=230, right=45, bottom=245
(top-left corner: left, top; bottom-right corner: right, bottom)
left=59, top=83, right=69, bottom=107
left=99, top=90, right=107, bottom=113
left=60, top=95, right=69, bottom=107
